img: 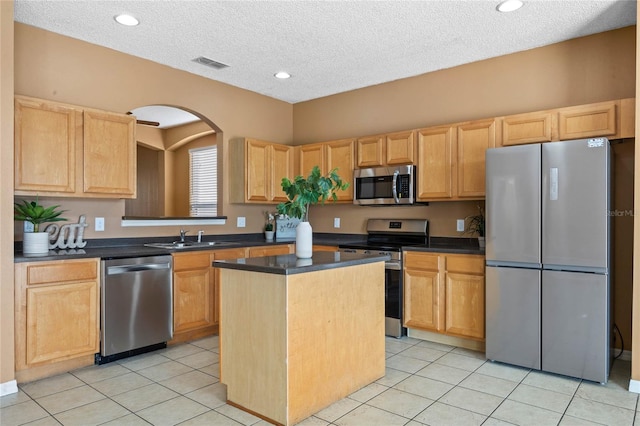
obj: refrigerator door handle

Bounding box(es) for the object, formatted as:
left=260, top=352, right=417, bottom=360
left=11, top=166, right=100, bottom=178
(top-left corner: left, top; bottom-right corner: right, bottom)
left=549, top=167, right=559, bottom=201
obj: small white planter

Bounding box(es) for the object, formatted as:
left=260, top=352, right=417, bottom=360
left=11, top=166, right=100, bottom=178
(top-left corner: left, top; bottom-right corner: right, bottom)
left=23, top=232, right=51, bottom=255
left=265, top=230, right=275, bottom=241
left=478, top=236, right=486, bottom=249
left=295, top=221, right=313, bottom=259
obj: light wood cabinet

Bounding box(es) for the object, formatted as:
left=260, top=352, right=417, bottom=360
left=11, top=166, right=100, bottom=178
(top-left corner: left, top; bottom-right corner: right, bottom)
left=14, top=259, right=100, bottom=375
left=356, top=131, right=415, bottom=168
left=416, top=126, right=454, bottom=200
left=247, top=244, right=293, bottom=258
left=404, top=251, right=485, bottom=340
left=14, top=96, right=136, bottom=198
left=499, top=99, right=635, bottom=147
left=457, top=119, right=495, bottom=198
left=416, top=119, right=493, bottom=202
left=501, top=111, right=554, bottom=146
left=230, top=138, right=294, bottom=204
left=172, top=252, right=215, bottom=342
left=299, top=139, right=355, bottom=202
left=312, top=245, right=338, bottom=252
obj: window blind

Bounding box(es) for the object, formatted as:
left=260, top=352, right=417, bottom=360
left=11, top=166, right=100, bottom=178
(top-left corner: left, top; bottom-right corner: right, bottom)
left=189, top=145, right=217, bottom=216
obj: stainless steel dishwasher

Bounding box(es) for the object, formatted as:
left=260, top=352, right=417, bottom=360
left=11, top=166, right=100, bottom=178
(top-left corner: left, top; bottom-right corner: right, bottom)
left=97, top=255, right=173, bottom=364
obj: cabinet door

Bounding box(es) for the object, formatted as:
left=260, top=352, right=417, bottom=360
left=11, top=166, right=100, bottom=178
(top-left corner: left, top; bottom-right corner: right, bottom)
left=325, top=139, right=355, bottom=201
left=502, top=111, right=554, bottom=146
left=558, top=101, right=616, bottom=140
left=271, top=144, right=294, bottom=202
left=403, top=252, right=444, bottom=332
left=386, top=131, right=415, bottom=165
left=444, top=255, right=485, bottom=339
left=299, top=143, right=325, bottom=176
left=14, top=96, right=81, bottom=194
left=173, top=253, right=214, bottom=333
left=416, top=126, right=454, bottom=200
left=173, top=268, right=213, bottom=333
left=404, top=268, right=444, bottom=332
left=356, top=135, right=384, bottom=168
left=26, top=281, right=99, bottom=365
left=246, top=139, right=271, bottom=202
left=457, top=119, right=495, bottom=198
left=83, top=109, right=136, bottom=197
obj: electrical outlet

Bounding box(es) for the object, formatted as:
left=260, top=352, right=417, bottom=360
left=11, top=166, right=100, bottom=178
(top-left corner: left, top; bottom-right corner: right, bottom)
left=334, top=217, right=341, bottom=228
left=456, top=219, right=465, bottom=232
left=237, top=216, right=246, bottom=228
left=23, top=221, right=34, bottom=233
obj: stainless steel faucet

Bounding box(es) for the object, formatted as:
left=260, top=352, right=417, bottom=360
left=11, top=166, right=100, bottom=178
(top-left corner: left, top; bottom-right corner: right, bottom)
left=197, top=230, right=204, bottom=242
left=179, top=229, right=188, bottom=242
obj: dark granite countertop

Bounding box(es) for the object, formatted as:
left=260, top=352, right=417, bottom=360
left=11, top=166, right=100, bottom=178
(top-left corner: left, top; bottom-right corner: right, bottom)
left=214, top=251, right=390, bottom=275
left=13, top=233, right=483, bottom=262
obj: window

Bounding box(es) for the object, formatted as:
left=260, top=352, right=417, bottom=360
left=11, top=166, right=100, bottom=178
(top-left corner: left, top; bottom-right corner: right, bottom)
left=189, top=146, right=217, bottom=216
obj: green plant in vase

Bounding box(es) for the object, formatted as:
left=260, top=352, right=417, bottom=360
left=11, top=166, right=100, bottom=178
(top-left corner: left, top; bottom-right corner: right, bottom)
left=277, top=166, right=349, bottom=258
left=14, top=197, right=67, bottom=255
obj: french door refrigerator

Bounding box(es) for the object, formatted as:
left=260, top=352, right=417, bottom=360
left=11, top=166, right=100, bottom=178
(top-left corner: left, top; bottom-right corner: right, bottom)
left=485, top=137, right=611, bottom=383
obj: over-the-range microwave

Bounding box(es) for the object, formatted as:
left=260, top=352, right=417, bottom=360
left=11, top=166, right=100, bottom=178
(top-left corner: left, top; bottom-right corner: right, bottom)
left=353, top=165, right=418, bottom=206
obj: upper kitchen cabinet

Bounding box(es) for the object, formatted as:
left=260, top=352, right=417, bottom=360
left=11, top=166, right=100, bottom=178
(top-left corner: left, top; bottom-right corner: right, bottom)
left=457, top=119, right=495, bottom=198
left=498, top=98, right=635, bottom=147
left=14, top=96, right=136, bottom=198
left=356, top=131, right=415, bottom=167
left=415, top=119, right=493, bottom=202
left=416, top=126, right=455, bottom=200
left=299, top=138, right=355, bottom=202
left=230, top=137, right=295, bottom=204
left=558, top=100, right=617, bottom=140
left=500, top=111, right=554, bottom=146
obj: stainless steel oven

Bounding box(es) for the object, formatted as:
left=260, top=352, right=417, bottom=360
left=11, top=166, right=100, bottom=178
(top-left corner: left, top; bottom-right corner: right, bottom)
left=339, top=219, right=429, bottom=338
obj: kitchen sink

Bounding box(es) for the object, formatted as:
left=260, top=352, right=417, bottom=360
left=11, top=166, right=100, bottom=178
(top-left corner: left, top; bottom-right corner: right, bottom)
left=144, top=241, right=238, bottom=249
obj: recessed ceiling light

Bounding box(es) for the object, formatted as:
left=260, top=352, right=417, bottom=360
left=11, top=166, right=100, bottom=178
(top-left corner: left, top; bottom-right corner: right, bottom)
left=114, top=14, right=139, bottom=26
left=274, top=71, right=291, bottom=79
left=497, top=0, right=524, bottom=12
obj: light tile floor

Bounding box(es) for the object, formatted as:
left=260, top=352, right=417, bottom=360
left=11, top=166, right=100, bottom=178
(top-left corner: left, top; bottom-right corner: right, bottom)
left=1, top=335, right=637, bottom=426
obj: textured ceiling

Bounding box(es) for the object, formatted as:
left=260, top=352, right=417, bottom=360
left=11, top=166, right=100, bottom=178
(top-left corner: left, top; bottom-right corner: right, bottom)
left=14, top=0, right=637, bottom=105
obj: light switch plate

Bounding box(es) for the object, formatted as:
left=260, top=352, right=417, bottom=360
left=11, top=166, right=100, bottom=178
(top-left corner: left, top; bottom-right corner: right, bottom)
left=237, top=217, right=246, bottom=228
left=456, top=219, right=465, bottom=232
left=95, top=217, right=105, bottom=231
left=334, top=217, right=341, bottom=228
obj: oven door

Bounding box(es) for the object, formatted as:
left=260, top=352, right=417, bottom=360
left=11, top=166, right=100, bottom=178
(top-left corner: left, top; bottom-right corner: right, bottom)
left=354, top=166, right=415, bottom=206
left=385, top=259, right=405, bottom=338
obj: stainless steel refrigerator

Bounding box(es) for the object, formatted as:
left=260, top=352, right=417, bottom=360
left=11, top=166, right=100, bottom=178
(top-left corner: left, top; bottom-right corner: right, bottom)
left=485, top=138, right=611, bottom=383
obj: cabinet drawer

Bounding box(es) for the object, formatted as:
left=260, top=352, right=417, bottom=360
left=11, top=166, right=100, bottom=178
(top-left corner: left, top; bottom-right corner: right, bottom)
left=248, top=245, right=292, bottom=257
left=213, top=247, right=248, bottom=261
left=445, top=255, right=484, bottom=275
left=26, top=260, right=98, bottom=285
left=173, top=252, right=212, bottom=271
left=404, top=252, right=440, bottom=270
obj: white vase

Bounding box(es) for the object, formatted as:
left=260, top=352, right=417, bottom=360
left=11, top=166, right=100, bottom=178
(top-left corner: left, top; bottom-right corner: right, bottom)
left=265, top=230, right=275, bottom=241
left=23, top=232, right=51, bottom=255
left=295, top=221, right=313, bottom=259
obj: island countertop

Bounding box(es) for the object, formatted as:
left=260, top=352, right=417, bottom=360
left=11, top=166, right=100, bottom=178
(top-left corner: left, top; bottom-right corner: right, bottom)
left=213, top=251, right=390, bottom=275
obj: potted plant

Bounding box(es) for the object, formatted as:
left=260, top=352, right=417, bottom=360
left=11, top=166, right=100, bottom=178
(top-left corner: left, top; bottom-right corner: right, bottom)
left=14, top=197, right=67, bottom=255
left=264, top=211, right=276, bottom=242
left=465, top=205, right=485, bottom=248
left=277, top=166, right=349, bottom=258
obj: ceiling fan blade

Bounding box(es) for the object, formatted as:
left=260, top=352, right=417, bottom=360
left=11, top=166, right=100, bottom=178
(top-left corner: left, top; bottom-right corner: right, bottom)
left=126, top=111, right=160, bottom=127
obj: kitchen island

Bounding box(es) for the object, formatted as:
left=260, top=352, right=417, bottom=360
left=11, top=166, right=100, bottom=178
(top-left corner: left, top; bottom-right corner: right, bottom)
left=214, top=251, right=388, bottom=426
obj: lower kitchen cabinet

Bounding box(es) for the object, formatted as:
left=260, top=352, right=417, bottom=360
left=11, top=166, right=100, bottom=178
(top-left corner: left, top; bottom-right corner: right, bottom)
left=14, top=258, right=100, bottom=381
left=247, top=244, right=293, bottom=258
left=171, top=251, right=216, bottom=343
left=212, top=247, right=250, bottom=325
left=404, top=251, right=485, bottom=340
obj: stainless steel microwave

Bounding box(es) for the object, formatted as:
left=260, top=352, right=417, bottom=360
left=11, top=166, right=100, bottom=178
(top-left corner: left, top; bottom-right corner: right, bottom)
left=353, top=165, right=416, bottom=205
